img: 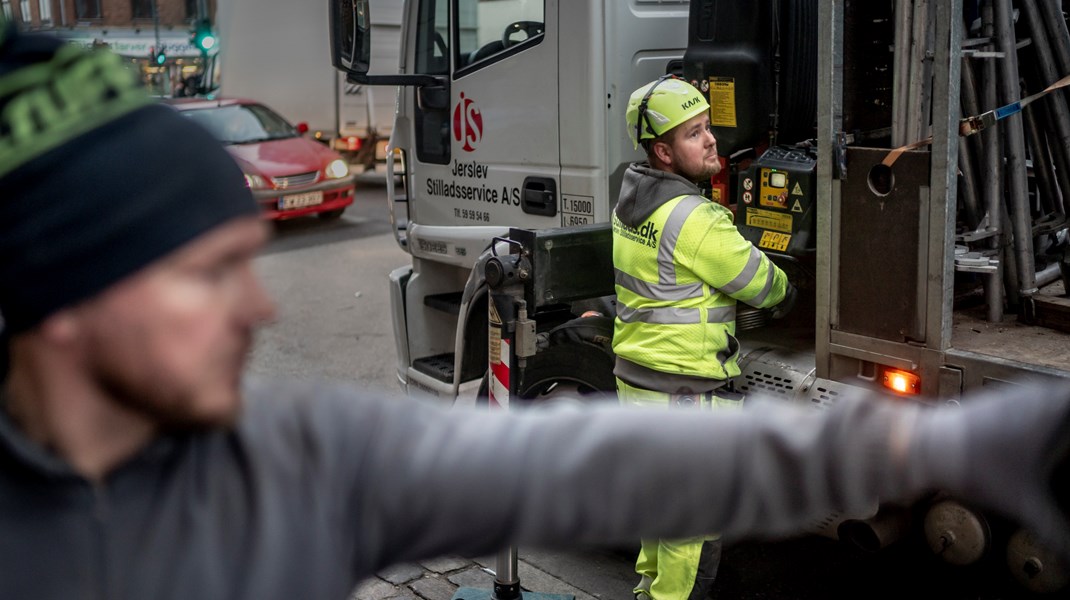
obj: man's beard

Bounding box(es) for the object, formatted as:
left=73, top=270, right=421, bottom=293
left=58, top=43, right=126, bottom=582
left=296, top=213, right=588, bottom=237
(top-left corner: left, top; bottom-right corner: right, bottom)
left=678, top=160, right=721, bottom=184
left=102, top=373, right=242, bottom=431
left=94, top=342, right=250, bottom=431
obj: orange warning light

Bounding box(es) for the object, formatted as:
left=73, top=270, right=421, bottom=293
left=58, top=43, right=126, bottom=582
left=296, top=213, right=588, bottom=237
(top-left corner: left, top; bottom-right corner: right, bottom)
left=882, top=369, right=921, bottom=395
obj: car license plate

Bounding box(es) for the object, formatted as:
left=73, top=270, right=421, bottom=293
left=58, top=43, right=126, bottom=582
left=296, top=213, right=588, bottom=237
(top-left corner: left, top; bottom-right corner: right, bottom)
left=279, top=191, right=323, bottom=210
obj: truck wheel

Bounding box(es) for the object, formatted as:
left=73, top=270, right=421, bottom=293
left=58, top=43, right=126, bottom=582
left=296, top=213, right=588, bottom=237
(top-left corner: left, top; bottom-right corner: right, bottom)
left=477, top=340, right=616, bottom=406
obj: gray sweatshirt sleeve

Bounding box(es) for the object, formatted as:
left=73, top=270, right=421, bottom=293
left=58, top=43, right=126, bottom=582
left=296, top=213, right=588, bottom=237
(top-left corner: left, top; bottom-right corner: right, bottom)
left=262, top=380, right=1070, bottom=575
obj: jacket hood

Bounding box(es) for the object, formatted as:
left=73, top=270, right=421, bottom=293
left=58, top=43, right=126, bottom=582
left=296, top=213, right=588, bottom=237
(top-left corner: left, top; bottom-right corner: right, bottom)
left=614, top=162, right=701, bottom=228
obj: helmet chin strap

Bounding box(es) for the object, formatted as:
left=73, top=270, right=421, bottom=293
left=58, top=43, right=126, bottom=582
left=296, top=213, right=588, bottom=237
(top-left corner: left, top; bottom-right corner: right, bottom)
left=635, top=73, right=679, bottom=144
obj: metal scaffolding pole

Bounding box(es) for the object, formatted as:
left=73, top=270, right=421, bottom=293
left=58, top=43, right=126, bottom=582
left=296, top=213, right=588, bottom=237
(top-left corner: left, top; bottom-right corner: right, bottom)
left=1021, top=0, right=1070, bottom=215
left=893, top=0, right=915, bottom=147
left=981, top=0, right=1008, bottom=318
left=907, top=0, right=934, bottom=144
left=994, top=0, right=1038, bottom=317
left=959, top=56, right=985, bottom=229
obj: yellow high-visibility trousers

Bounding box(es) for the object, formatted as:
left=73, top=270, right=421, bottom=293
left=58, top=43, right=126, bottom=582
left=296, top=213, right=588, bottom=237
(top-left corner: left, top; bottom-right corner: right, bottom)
left=633, top=536, right=721, bottom=600
left=617, top=378, right=736, bottom=599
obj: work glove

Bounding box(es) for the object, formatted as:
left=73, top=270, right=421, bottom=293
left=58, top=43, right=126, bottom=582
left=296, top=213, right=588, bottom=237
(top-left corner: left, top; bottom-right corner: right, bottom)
left=769, top=283, right=797, bottom=319
left=907, top=382, right=1070, bottom=563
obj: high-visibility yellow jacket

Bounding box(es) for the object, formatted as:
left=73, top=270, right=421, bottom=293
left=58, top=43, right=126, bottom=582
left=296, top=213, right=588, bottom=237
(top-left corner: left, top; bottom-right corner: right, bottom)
left=611, top=163, right=791, bottom=392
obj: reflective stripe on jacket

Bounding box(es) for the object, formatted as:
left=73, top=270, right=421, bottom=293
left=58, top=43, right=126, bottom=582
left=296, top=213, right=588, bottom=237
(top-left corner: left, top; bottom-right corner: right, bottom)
left=611, top=193, right=790, bottom=384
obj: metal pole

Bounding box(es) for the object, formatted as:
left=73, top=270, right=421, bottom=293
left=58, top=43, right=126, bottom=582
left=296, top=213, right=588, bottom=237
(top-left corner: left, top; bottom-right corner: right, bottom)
left=486, top=270, right=523, bottom=600
left=476, top=251, right=572, bottom=600
left=927, top=0, right=962, bottom=350
left=151, top=0, right=161, bottom=49
left=960, top=52, right=986, bottom=171
left=1024, top=99, right=1060, bottom=216
left=1037, top=0, right=1070, bottom=75
left=494, top=549, right=521, bottom=600
left=150, top=0, right=164, bottom=95
left=981, top=0, right=1006, bottom=320
left=893, top=0, right=915, bottom=147
left=814, top=0, right=844, bottom=380
left=959, top=56, right=984, bottom=229
left=334, top=73, right=341, bottom=155
left=960, top=43, right=1007, bottom=322
left=994, top=0, right=1038, bottom=320
left=1020, top=0, right=1070, bottom=215
left=907, top=0, right=931, bottom=144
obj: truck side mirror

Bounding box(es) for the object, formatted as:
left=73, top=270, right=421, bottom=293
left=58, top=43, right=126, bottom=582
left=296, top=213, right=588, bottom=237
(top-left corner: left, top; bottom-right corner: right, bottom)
left=329, top=0, right=371, bottom=76
left=328, top=0, right=444, bottom=90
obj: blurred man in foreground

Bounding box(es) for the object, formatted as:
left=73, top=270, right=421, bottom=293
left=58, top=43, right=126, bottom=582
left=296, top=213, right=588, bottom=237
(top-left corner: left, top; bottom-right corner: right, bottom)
left=1, top=22, right=1069, bottom=600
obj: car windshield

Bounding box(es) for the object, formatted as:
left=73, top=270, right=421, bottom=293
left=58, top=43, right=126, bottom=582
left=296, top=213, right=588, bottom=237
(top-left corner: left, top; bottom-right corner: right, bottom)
left=181, top=103, right=297, bottom=145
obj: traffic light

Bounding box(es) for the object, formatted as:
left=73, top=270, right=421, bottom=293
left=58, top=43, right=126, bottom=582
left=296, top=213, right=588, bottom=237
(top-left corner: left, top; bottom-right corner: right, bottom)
left=148, top=46, right=166, bottom=66
left=190, top=18, right=217, bottom=54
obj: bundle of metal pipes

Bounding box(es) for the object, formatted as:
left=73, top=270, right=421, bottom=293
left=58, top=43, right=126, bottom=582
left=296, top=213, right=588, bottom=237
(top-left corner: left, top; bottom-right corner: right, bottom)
left=898, top=0, right=1070, bottom=324
left=894, top=3, right=1070, bottom=586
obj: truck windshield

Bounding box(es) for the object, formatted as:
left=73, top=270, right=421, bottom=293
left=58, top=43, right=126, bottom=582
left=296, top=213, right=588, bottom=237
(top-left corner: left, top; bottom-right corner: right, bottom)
left=181, top=104, right=298, bottom=145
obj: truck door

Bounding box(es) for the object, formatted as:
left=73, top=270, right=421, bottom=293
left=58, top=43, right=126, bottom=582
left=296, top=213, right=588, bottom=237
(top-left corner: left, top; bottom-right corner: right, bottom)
left=409, top=0, right=559, bottom=231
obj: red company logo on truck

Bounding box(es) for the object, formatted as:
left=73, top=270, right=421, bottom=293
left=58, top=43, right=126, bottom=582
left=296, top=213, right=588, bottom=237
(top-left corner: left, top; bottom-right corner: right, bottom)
left=453, top=92, right=483, bottom=152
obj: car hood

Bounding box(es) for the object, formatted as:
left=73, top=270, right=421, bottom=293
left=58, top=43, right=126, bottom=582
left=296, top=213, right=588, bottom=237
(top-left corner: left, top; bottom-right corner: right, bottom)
left=224, top=137, right=340, bottom=177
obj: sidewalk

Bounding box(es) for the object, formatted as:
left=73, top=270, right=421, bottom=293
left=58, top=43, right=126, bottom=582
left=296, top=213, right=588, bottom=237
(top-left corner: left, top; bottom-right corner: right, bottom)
left=350, top=548, right=637, bottom=600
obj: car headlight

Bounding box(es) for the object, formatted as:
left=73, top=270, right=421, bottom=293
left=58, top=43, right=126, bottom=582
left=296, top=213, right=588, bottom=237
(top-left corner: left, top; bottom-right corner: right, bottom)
left=325, top=159, right=350, bottom=179
left=244, top=173, right=267, bottom=189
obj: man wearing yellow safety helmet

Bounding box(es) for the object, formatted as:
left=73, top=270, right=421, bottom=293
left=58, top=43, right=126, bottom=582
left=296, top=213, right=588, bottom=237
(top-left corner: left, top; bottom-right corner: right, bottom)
left=612, top=76, right=799, bottom=600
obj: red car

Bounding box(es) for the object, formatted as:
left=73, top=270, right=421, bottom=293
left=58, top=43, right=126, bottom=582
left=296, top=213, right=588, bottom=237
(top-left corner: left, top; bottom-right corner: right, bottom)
left=165, top=98, right=356, bottom=220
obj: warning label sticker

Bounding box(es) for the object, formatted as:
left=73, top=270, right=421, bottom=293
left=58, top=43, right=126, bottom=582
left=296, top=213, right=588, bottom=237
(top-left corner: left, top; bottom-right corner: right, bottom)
left=759, top=231, right=792, bottom=252
left=709, top=77, right=737, bottom=128
left=745, top=208, right=793, bottom=233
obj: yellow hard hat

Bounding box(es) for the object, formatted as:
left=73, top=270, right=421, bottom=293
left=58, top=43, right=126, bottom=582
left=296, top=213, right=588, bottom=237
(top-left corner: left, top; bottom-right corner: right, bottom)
left=626, top=75, right=710, bottom=149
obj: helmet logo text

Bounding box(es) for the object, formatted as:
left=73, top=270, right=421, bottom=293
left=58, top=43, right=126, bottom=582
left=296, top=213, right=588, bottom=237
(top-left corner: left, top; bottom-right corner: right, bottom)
left=681, top=97, right=701, bottom=111
left=453, top=92, right=483, bottom=152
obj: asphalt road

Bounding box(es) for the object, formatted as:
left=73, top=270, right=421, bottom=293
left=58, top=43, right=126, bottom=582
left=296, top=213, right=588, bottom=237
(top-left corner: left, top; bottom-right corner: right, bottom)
left=248, top=173, right=407, bottom=400
left=247, top=173, right=1051, bottom=600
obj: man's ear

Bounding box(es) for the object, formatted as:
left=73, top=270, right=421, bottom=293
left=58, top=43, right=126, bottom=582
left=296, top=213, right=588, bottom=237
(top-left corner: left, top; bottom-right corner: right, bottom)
left=652, top=139, right=674, bottom=168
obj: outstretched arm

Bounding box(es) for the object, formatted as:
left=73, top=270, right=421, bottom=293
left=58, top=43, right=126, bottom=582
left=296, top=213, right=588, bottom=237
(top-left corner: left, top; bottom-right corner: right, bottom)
left=280, top=380, right=1070, bottom=574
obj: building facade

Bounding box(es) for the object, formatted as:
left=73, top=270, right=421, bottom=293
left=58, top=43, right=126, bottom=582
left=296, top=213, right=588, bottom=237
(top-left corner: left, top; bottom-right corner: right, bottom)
left=5, top=0, right=219, bottom=97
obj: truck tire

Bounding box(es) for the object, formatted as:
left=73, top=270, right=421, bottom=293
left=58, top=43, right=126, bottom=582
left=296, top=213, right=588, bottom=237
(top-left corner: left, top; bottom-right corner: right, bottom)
left=477, top=340, right=616, bottom=405
left=477, top=315, right=616, bottom=405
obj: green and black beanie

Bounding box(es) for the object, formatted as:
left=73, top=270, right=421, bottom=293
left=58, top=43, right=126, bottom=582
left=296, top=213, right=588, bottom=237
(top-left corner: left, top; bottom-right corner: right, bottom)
left=0, top=22, right=259, bottom=342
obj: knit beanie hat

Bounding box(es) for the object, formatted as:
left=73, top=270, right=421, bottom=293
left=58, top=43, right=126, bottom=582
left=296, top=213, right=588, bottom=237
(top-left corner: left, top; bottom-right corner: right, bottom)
left=0, top=21, right=259, bottom=339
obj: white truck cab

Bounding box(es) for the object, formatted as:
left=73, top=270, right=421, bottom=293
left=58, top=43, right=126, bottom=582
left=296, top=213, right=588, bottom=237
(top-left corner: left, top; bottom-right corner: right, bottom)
left=341, top=0, right=691, bottom=400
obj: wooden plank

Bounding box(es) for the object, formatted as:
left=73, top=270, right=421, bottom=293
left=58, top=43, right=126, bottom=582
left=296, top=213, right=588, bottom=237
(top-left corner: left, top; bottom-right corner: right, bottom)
left=1034, top=294, right=1070, bottom=334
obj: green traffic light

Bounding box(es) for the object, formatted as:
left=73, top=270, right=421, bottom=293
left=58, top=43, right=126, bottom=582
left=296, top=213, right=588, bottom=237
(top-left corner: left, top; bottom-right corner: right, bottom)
left=191, top=19, right=217, bottom=54
left=155, top=52, right=166, bottom=65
